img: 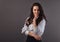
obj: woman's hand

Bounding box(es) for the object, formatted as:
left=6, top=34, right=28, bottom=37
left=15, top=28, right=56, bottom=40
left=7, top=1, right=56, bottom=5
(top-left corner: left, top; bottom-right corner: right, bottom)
left=33, top=34, right=42, bottom=40
left=28, top=31, right=42, bottom=40
left=32, top=17, right=37, bottom=27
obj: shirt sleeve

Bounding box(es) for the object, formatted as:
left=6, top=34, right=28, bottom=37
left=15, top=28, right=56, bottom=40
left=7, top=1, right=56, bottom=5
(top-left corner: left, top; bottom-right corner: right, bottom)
left=21, top=17, right=30, bottom=35
left=37, top=19, right=46, bottom=37
left=21, top=23, right=29, bottom=35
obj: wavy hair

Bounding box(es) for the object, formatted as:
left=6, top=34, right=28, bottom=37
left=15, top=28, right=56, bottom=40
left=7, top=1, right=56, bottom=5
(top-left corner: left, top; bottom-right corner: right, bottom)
left=26, top=2, right=47, bottom=26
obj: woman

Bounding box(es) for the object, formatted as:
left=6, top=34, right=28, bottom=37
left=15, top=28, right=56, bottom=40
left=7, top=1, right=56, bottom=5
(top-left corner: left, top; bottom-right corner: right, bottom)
left=21, top=2, right=47, bottom=42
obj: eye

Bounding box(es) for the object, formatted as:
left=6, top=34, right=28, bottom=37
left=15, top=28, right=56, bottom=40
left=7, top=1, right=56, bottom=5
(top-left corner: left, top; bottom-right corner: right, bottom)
left=34, top=9, right=39, bottom=11
left=38, top=9, right=39, bottom=11
left=34, top=9, right=36, bottom=11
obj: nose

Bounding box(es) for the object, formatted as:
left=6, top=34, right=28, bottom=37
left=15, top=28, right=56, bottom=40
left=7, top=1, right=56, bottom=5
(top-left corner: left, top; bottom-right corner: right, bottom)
left=36, top=10, right=38, bottom=13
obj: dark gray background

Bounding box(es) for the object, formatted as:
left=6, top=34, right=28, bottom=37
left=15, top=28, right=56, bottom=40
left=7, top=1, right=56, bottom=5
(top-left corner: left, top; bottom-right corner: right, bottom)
left=0, top=0, right=60, bottom=42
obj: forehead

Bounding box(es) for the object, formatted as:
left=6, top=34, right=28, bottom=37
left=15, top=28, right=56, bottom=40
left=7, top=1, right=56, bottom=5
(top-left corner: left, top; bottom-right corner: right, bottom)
left=33, top=6, right=39, bottom=9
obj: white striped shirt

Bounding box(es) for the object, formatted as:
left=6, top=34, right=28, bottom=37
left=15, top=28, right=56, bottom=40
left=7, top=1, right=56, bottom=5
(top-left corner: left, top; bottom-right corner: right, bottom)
left=21, top=17, right=46, bottom=37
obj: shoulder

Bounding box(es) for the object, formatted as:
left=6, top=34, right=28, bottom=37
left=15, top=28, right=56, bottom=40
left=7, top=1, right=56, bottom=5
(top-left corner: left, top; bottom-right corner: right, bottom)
left=42, top=18, right=46, bottom=23
left=41, top=18, right=46, bottom=26
left=39, top=18, right=46, bottom=25
left=42, top=18, right=46, bottom=24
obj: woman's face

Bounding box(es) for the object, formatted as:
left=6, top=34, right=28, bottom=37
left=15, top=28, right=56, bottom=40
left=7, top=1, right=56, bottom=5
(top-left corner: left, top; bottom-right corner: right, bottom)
left=33, top=6, right=40, bottom=18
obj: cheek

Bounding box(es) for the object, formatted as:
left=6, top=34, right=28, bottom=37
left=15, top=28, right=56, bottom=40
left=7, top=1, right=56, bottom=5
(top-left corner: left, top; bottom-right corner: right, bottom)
left=33, top=10, right=36, bottom=14
left=33, top=11, right=39, bottom=15
left=33, top=11, right=36, bottom=16
left=33, top=11, right=40, bottom=15
left=33, top=12, right=39, bottom=17
left=38, top=11, right=40, bottom=14
left=33, top=11, right=36, bottom=14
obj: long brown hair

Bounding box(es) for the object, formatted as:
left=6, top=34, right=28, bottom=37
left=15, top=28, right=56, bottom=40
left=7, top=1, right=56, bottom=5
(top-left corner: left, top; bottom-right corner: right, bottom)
left=26, top=2, right=47, bottom=26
